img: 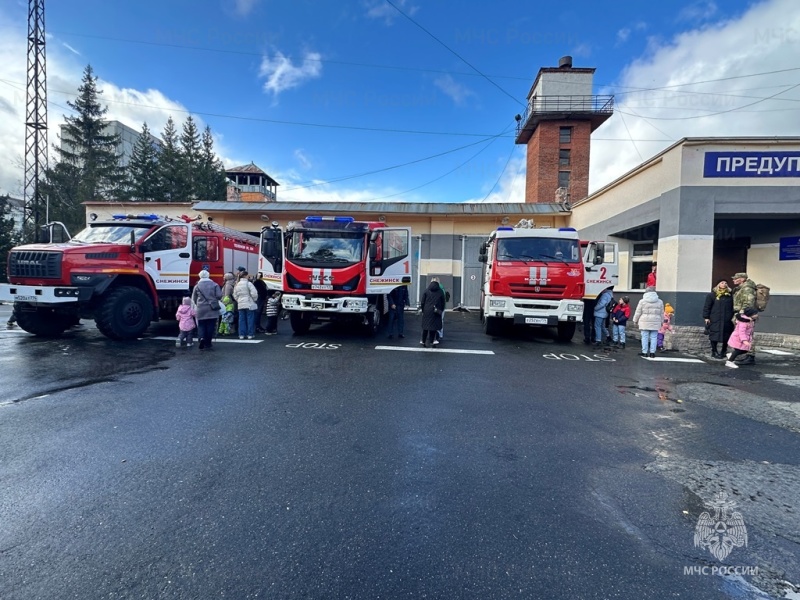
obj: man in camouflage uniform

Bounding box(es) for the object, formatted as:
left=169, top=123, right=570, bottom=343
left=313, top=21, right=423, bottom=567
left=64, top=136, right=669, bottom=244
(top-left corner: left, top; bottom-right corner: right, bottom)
left=732, top=272, right=758, bottom=365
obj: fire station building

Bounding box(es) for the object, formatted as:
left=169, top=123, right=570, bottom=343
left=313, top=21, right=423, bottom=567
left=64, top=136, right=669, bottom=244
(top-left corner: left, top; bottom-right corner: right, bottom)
left=569, top=137, right=800, bottom=338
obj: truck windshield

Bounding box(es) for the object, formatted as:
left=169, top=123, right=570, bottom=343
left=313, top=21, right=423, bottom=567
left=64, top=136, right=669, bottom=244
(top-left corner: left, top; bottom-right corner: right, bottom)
left=71, top=224, right=154, bottom=244
left=497, top=238, right=579, bottom=263
left=286, top=231, right=364, bottom=263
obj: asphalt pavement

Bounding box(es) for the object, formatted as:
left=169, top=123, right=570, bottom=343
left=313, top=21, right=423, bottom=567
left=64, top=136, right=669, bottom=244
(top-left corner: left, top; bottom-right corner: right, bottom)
left=1, top=305, right=798, bottom=599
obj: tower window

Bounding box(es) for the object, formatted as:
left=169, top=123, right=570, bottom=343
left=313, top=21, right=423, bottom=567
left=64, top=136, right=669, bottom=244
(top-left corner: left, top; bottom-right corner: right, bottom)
left=558, top=171, right=571, bottom=189
left=559, top=127, right=572, bottom=144
left=559, top=149, right=571, bottom=166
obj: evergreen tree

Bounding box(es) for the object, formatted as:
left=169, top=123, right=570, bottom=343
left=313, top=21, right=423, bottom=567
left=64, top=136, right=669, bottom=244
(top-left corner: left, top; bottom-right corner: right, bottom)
left=0, top=195, right=23, bottom=282
left=179, top=116, right=202, bottom=200
left=198, top=126, right=229, bottom=201
left=42, top=65, right=126, bottom=232
left=158, top=117, right=184, bottom=202
left=127, top=122, right=161, bottom=201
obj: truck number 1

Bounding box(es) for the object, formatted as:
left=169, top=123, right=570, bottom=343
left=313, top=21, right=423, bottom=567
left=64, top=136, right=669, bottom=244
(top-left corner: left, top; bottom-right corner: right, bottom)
left=154, top=258, right=162, bottom=270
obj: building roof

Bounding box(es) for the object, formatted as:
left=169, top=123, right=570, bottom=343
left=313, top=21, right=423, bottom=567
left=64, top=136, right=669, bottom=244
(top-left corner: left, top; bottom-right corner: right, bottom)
left=192, top=201, right=569, bottom=216
left=225, top=162, right=280, bottom=186
left=575, top=136, right=800, bottom=207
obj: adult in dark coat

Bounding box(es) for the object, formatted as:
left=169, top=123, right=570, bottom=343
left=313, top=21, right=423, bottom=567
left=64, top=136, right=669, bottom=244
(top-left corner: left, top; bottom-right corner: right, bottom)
left=703, top=279, right=734, bottom=359
left=253, top=276, right=269, bottom=332
left=420, top=281, right=445, bottom=348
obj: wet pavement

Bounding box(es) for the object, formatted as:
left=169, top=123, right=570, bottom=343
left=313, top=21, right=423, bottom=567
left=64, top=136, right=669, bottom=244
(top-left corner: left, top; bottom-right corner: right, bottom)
left=1, top=304, right=799, bottom=599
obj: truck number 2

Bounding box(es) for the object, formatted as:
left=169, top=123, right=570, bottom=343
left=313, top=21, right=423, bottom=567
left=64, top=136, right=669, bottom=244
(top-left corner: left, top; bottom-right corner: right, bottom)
left=599, top=266, right=606, bottom=279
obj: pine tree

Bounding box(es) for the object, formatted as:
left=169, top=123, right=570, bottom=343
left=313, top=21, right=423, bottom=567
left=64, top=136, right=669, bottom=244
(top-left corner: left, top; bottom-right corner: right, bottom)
left=158, top=117, right=184, bottom=202
left=43, top=65, right=125, bottom=232
left=127, top=122, right=161, bottom=201
left=0, top=195, right=23, bottom=282
left=179, top=116, right=202, bottom=200
left=198, top=126, right=228, bottom=201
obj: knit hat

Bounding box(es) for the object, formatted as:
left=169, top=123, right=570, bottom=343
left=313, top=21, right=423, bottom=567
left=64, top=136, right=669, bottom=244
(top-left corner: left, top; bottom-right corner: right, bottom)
left=199, top=269, right=210, bottom=279
left=664, top=302, right=674, bottom=314
left=182, top=296, right=191, bottom=305
left=732, top=272, right=748, bottom=280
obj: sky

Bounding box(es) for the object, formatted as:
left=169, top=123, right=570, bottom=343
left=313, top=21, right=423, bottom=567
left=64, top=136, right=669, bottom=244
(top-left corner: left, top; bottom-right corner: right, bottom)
left=1, top=0, right=799, bottom=204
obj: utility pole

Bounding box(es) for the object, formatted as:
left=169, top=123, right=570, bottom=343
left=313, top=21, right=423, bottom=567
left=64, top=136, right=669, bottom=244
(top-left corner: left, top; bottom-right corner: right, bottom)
left=23, top=0, right=48, bottom=241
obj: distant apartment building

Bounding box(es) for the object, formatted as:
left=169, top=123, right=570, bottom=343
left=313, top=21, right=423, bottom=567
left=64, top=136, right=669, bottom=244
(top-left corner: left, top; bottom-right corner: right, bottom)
left=59, top=120, right=162, bottom=168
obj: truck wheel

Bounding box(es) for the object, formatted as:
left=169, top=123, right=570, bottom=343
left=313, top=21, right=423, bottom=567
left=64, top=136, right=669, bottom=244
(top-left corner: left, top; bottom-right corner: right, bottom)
left=14, top=304, right=72, bottom=337
left=482, top=314, right=502, bottom=337
left=366, top=305, right=381, bottom=336
left=290, top=311, right=311, bottom=335
left=95, top=286, right=154, bottom=340
left=557, top=321, right=577, bottom=342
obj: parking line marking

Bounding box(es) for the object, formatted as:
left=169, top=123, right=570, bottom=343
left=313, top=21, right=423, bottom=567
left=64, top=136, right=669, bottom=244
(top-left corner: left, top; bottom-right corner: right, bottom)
left=643, top=356, right=705, bottom=363
left=150, top=336, right=263, bottom=344
left=375, top=345, right=495, bottom=355
left=761, top=349, right=794, bottom=356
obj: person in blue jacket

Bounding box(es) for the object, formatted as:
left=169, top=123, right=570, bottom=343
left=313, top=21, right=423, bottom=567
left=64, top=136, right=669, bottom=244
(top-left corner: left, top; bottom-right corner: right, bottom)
left=593, top=287, right=614, bottom=346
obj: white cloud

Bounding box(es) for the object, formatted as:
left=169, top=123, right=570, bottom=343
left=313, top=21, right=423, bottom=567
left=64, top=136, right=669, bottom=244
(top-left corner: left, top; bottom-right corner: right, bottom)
left=617, top=28, right=631, bottom=44
left=464, top=153, right=527, bottom=204
left=433, top=74, right=476, bottom=106
left=590, top=0, right=800, bottom=193
left=231, top=0, right=259, bottom=17
left=571, top=43, right=592, bottom=58
left=364, top=0, right=419, bottom=25
left=61, top=42, right=80, bottom=56
left=258, top=51, right=322, bottom=99
left=293, top=149, right=312, bottom=170
left=677, top=1, right=718, bottom=23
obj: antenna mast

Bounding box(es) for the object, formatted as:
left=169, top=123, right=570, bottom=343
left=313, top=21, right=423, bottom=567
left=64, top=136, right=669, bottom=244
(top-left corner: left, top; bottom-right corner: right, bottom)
left=23, top=0, right=48, bottom=239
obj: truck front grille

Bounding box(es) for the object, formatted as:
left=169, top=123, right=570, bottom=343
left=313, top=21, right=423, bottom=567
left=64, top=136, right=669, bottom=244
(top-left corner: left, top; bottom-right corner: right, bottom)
left=9, top=251, right=62, bottom=279
left=509, top=283, right=566, bottom=299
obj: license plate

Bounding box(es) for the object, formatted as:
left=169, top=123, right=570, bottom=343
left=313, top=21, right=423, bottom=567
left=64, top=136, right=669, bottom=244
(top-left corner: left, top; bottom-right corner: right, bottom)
left=14, top=295, right=37, bottom=302
left=311, top=303, right=323, bottom=310
left=525, top=317, right=548, bottom=325
left=311, top=285, right=333, bottom=290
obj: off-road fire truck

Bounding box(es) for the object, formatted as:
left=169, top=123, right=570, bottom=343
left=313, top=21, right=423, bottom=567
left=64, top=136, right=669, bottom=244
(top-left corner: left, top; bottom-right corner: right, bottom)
left=0, top=213, right=260, bottom=340
left=478, top=220, right=612, bottom=341
left=258, top=216, right=411, bottom=335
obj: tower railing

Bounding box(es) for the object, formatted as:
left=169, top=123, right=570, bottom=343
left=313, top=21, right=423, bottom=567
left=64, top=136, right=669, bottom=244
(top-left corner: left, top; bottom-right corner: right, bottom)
left=516, top=95, right=614, bottom=137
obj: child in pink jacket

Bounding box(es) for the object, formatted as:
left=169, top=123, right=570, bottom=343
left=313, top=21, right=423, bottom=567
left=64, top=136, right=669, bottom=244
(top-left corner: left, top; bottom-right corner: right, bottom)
left=725, top=307, right=758, bottom=368
left=175, top=296, right=196, bottom=348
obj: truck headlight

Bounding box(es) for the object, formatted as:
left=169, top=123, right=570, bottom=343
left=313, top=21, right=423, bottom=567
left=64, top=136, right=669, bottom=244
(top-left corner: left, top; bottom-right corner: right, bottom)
left=489, top=299, right=506, bottom=308
left=567, top=303, right=583, bottom=312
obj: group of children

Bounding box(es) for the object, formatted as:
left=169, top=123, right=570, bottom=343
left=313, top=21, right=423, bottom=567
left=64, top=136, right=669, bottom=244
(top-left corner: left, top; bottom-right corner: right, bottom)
left=174, top=282, right=283, bottom=349
left=602, top=295, right=675, bottom=352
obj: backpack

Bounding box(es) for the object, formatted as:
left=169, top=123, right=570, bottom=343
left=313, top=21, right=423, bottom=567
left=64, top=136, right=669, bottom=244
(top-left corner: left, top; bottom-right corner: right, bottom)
left=756, top=284, right=770, bottom=312
left=605, top=295, right=615, bottom=314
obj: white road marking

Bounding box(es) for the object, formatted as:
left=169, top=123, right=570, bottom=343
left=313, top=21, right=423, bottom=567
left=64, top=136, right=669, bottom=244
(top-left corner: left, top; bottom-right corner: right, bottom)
left=375, top=345, right=494, bottom=355
left=150, top=336, right=262, bottom=344
left=642, top=356, right=705, bottom=363
left=761, top=349, right=794, bottom=355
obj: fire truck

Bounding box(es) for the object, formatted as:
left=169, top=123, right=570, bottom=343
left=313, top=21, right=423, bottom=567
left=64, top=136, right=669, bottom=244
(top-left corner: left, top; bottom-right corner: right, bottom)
left=478, top=220, right=612, bottom=341
left=258, top=216, right=411, bottom=334
left=0, top=213, right=260, bottom=340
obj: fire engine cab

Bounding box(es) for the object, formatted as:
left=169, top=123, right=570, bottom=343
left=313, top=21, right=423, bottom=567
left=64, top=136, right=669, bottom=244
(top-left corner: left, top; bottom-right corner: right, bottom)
left=0, top=213, right=260, bottom=340
left=478, top=221, right=612, bottom=341
left=259, top=216, right=411, bottom=335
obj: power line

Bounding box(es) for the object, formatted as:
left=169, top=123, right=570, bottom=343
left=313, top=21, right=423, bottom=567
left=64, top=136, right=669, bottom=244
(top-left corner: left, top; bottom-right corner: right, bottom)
left=617, top=81, right=800, bottom=121
left=383, top=0, right=525, bottom=107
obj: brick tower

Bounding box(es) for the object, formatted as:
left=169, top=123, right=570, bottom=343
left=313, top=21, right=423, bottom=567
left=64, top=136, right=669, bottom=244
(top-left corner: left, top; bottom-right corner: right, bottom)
left=515, top=56, right=614, bottom=205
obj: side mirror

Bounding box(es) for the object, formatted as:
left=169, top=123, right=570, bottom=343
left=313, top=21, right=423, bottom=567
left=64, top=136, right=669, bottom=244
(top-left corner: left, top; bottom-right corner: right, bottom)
left=478, top=255, right=487, bottom=263
left=593, top=242, right=606, bottom=265
left=369, top=242, right=377, bottom=260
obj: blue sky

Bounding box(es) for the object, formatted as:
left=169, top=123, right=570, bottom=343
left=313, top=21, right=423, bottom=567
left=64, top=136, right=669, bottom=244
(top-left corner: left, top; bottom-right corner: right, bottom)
left=1, top=0, right=799, bottom=203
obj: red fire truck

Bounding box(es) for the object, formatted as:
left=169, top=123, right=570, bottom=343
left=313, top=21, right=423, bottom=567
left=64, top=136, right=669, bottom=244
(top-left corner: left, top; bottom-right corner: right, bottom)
left=0, top=213, right=260, bottom=340
left=259, top=216, right=411, bottom=334
left=478, top=221, right=611, bottom=341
